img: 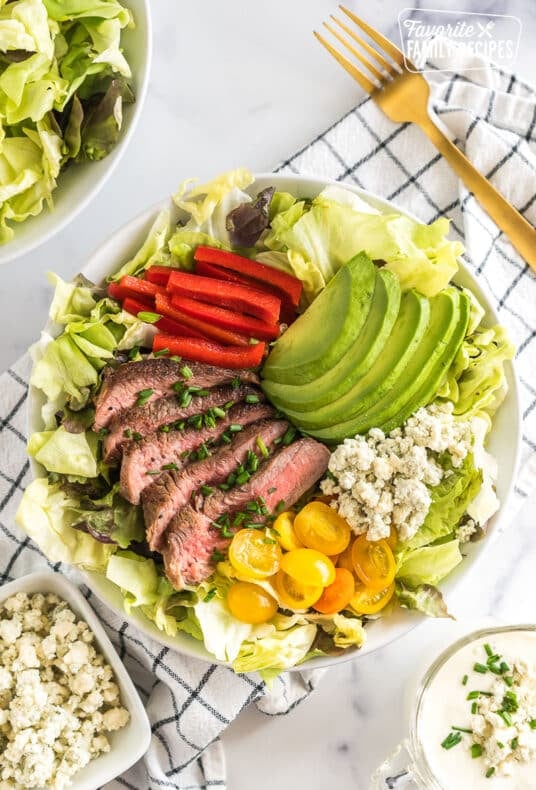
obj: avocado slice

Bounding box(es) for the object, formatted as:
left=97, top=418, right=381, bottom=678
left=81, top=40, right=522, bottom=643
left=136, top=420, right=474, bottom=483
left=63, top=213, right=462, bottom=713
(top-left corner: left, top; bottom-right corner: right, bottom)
left=280, top=289, right=430, bottom=429
left=312, top=288, right=468, bottom=441
left=261, top=252, right=376, bottom=385
left=262, top=268, right=401, bottom=412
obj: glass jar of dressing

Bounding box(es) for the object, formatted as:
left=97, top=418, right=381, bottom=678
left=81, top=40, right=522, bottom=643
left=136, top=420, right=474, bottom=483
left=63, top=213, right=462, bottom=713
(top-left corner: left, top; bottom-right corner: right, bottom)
left=371, top=625, right=536, bottom=790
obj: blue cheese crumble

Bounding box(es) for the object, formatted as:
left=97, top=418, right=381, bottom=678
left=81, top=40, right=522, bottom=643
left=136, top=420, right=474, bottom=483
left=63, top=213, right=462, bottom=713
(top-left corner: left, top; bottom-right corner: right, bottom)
left=0, top=591, right=129, bottom=790
left=321, top=402, right=478, bottom=542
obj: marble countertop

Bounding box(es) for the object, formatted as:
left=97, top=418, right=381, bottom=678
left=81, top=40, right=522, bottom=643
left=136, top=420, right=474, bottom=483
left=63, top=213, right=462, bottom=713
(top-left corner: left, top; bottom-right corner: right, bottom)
left=1, top=1, right=534, bottom=789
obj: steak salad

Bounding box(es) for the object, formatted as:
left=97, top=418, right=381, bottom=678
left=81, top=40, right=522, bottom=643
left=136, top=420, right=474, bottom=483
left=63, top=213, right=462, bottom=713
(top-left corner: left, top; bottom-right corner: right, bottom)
left=17, top=169, right=514, bottom=675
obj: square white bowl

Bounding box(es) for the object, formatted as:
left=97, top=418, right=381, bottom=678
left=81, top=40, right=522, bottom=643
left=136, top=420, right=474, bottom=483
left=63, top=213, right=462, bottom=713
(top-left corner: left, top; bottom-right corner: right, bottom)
left=0, top=571, right=151, bottom=789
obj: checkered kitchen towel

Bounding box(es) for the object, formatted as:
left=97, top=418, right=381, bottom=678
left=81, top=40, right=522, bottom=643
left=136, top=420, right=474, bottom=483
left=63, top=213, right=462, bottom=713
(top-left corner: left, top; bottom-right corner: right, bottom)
left=1, top=46, right=535, bottom=789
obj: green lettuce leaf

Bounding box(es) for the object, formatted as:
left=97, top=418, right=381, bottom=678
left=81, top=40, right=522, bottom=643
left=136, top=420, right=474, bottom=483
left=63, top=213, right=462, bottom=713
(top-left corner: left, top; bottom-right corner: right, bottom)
left=106, top=552, right=161, bottom=612
left=306, top=612, right=366, bottom=649
left=16, top=477, right=115, bottom=570
left=233, top=624, right=317, bottom=674
left=401, top=454, right=482, bottom=551
left=396, top=539, right=462, bottom=587
left=263, top=187, right=463, bottom=298
left=168, top=229, right=227, bottom=270
left=109, top=208, right=172, bottom=280
left=396, top=582, right=453, bottom=619
left=438, top=324, right=515, bottom=422
left=28, top=425, right=98, bottom=477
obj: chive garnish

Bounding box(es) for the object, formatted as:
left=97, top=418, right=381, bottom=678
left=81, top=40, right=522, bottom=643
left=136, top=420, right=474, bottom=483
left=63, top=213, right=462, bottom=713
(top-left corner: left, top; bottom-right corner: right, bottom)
left=201, top=485, right=214, bottom=496
left=161, top=463, right=179, bottom=471
left=484, top=643, right=493, bottom=657
left=213, top=407, right=226, bottom=418
left=136, top=388, right=154, bottom=407
left=223, top=400, right=235, bottom=410
left=530, top=720, right=536, bottom=730
left=132, top=431, right=143, bottom=441
left=203, top=588, right=217, bottom=602
left=128, top=345, right=141, bottom=360
left=471, top=702, right=478, bottom=714
left=256, top=436, right=269, bottom=458
left=498, top=711, right=512, bottom=726
left=503, top=676, right=514, bottom=687
left=462, top=674, right=468, bottom=686
left=228, top=424, right=243, bottom=432
left=441, top=732, right=462, bottom=750
left=471, top=744, right=483, bottom=758
left=170, top=355, right=182, bottom=362
left=123, top=428, right=132, bottom=438
left=511, top=737, right=518, bottom=750
left=145, top=470, right=160, bottom=476
left=211, top=548, right=225, bottom=563
left=180, top=391, right=192, bottom=408
left=137, top=311, right=161, bottom=323
left=180, top=365, right=193, bottom=379
left=473, top=663, right=488, bottom=674
left=231, top=376, right=241, bottom=388
left=245, top=394, right=260, bottom=403
left=499, top=661, right=510, bottom=673
left=452, top=727, right=473, bottom=734
left=158, top=424, right=170, bottom=433
left=154, top=347, right=169, bottom=357
left=467, top=691, right=493, bottom=700
left=486, top=768, right=495, bottom=778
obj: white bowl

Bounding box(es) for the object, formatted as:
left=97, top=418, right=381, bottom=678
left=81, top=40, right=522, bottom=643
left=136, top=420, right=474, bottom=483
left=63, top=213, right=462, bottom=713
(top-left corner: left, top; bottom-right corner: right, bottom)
left=28, top=173, right=521, bottom=670
left=0, top=0, right=152, bottom=266
left=0, top=571, right=151, bottom=788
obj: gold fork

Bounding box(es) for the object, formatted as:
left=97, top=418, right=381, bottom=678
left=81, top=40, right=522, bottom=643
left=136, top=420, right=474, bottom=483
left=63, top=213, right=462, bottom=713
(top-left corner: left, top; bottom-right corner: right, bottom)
left=315, top=6, right=536, bottom=270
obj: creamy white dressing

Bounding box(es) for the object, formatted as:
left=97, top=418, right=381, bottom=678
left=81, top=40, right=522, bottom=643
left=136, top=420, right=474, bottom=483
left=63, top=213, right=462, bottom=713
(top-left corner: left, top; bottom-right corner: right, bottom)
left=418, top=631, right=536, bottom=789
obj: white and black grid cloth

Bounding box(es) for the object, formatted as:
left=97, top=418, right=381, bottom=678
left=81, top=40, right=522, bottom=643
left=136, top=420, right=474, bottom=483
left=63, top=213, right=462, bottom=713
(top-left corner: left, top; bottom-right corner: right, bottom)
left=0, top=48, right=535, bottom=789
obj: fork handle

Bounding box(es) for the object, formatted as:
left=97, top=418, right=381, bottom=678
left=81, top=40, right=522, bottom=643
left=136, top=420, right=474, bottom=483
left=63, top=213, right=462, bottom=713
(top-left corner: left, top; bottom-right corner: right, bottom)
left=419, top=116, right=536, bottom=269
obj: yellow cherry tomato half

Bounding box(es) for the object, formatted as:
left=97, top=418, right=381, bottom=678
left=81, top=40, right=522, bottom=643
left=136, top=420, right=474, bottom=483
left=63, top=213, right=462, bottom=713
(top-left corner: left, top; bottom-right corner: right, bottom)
left=312, top=568, right=355, bottom=614
left=273, top=570, right=323, bottom=610
left=227, top=582, right=278, bottom=623
left=386, top=525, right=399, bottom=550
left=351, top=535, right=396, bottom=591
left=293, top=501, right=351, bottom=555
left=229, top=529, right=282, bottom=580
left=280, top=548, right=336, bottom=587
left=336, top=542, right=355, bottom=573
left=348, top=580, right=395, bottom=615
left=272, top=511, right=303, bottom=551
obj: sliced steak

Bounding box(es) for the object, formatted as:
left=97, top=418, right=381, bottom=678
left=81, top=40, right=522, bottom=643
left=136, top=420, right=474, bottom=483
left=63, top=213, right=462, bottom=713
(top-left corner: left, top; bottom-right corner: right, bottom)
left=119, top=401, right=273, bottom=505
left=94, top=358, right=260, bottom=431
left=162, top=438, right=330, bottom=589
left=143, top=418, right=289, bottom=551
left=102, top=382, right=262, bottom=463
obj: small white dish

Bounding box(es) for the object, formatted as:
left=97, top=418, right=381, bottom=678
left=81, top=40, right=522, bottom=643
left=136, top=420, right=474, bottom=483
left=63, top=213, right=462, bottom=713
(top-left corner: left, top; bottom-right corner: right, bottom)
left=27, top=173, right=521, bottom=671
left=0, top=0, right=152, bottom=266
left=0, top=570, right=151, bottom=789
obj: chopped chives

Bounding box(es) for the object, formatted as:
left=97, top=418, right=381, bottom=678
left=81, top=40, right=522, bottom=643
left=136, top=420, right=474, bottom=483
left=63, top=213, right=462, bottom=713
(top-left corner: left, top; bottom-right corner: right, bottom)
left=180, top=365, right=193, bottom=379
left=499, top=661, right=510, bottom=673
left=511, top=737, right=518, bottom=750
left=228, top=424, right=243, bottom=432
left=471, top=702, right=478, bottom=714
left=128, top=345, right=140, bottom=359
left=123, top=428, right=132, bottom=438
left=256, top=436, right=269, bottom=457
left=452, top=726, right=473, bottom=734
left=161, top=463, right=179, bottom=471
left=158, top=424, right=170, bottom=433
left=486, top=654, right=500, bottom=665
left=136, top=388, right=154, bottom=407
left=236, top=471, right=250, bottom=485
left=213, top=407, right=226, bottom=418
left=441, top=731, right=462, bottom=750
left=203, top=588, right=217, bottom=602
left=529, top=720, right=536, bottom=729
left=497, top=742, right=505, bottom=748
left=223, top=400, right=235, bottom=410
left=470, top=743, right=483, bottom=758
left=170, top=355, right=182, bottom=362
left=145, top=470, right=160, bottom=476
left=132, top=431, right=143, bottom=441
left=201, top=485, right=214, bottom=496
left=153, top=347, right=170, bottom=357
left=486, top=768, right=495, bottom=778
left=462, top=674, right=468, bottom=686
left=245, top=394, right=260, bottom=403
left=484, top=643, right=493, bottom=657
left=473, top=663, right=488, bottom=674
left=498, top=711, right=512, bottom=726
left=180, top=391, right=192, bottom=408
left=503, top=676, right=514, bottom=687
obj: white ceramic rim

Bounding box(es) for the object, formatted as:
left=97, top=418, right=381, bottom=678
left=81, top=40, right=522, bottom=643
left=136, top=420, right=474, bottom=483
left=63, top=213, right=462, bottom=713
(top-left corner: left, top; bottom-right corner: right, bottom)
left=0, top=0, right=153, bottom=265
left=28, top=172, right=522, bottom=671
left=0, top=570, right=151, bottom=789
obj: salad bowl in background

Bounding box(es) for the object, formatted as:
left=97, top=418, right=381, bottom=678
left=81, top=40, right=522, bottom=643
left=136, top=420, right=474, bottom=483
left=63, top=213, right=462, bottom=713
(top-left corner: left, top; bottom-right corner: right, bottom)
left=0, top=0, right=152, bottom=266
left=27, top=173, right=521, bottom=670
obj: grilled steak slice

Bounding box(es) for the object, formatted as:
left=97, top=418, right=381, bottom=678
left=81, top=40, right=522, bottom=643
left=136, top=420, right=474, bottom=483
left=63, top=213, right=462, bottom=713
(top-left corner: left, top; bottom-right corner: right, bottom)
left=102, top=382, right=262, bottom=463
left=143, top=418, right=289, bottom=551
left=119, top=401, right=274, bottom=504
left=162, top=438, right=330, bottom=588
left=94, top=358, right=260, bottom=431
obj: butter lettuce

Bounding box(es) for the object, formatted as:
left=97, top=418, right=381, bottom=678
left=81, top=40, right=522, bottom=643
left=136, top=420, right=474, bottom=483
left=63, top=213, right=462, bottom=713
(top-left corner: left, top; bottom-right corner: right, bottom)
left=396, top=539, right=462, bottom=588
left=0, top=0, right=134, bottom=242
left=438, top=324, right=515, bottom=423
left=28, top=426, right=98, bottom=477
left=263, top=186, right=463, bottom=300
left=16, top=478, right=115, bottom=570
left=109, top=208, right=172, bottom=280
left=396, top=583, right=453, bottom=619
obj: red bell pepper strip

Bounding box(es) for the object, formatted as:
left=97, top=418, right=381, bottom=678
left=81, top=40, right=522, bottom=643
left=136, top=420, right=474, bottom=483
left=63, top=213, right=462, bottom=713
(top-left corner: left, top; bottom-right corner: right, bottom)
left=155, top=316, right=205, bottom=339
left=153, top=333, right=266, bottom=369
left=122, top=296, right=159, bottom=317
left=194, top=260, right=297, bottom=324
left=166, top=270, right=281, bottom=324
left=108, top=282, right=152, bottom=305
left=170, top=294, right=280, bottom=340
left=145, top=265, right=175, bottom=286
left=118, top=275, right=164, bottom=300
left=194, top=245, right=302, bottom=307
left=155, top=293, right=251, bottom=348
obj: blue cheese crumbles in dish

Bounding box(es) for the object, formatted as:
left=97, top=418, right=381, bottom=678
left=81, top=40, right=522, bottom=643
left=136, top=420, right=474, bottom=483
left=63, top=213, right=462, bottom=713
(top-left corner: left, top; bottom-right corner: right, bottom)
left=0, top=592, right=129, bottom=790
